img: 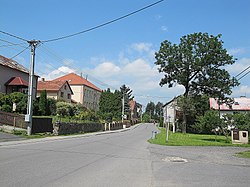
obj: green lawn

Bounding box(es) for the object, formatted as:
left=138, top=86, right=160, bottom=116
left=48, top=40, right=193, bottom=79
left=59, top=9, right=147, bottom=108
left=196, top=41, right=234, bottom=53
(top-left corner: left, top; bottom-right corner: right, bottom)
left=149, top=128, right=250, bottom=147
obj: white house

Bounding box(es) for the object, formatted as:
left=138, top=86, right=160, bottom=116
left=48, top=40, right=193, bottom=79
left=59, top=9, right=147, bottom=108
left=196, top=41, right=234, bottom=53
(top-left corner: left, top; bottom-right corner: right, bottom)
left=163, top=96, right=181, bottom=132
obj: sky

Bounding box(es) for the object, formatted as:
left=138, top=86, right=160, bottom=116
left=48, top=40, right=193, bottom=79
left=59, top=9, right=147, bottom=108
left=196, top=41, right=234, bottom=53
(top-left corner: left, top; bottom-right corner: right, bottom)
left=1, top=0, right=250, bottom=108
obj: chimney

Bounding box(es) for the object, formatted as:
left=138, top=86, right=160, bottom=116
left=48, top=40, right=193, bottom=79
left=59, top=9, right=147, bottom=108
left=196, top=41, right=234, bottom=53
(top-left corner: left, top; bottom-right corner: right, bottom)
left=41, top=78, right=45, bottom=81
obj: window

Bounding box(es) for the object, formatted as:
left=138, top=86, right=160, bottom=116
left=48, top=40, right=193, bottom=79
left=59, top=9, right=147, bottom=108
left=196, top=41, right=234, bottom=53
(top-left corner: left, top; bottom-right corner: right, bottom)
left=64, top=85, right=67, bottom=90
left=67, top=94, right=71, bottom=99
left=61, top=92, right=64, bottom=98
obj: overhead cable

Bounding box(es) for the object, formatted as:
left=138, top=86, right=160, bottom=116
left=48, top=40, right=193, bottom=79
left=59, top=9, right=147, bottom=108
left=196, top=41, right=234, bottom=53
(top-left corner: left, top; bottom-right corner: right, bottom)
left=0, top=30, right=28, bottom=42
left=42, top=0, right=164, bottom=43
left=0, top=38, right=27, bottom=48
left=10, top=46, right=30, bottom=60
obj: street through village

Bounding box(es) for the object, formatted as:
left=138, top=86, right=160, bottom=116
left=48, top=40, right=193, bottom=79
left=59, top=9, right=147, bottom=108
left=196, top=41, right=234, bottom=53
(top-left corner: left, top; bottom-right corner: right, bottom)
left=0, top=123, right=250, bottom=187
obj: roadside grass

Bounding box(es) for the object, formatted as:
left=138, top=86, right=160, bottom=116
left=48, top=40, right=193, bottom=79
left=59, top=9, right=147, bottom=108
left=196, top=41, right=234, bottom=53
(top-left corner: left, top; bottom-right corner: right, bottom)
left=149, top=127, right=250, bottom=147
left=13, top=130, right=52, bottom=139
left=236, top=150, right=250, bottom=158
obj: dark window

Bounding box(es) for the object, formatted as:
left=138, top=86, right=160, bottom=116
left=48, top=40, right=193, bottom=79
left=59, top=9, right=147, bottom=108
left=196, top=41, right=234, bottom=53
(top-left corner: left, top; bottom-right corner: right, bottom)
left=242, top=132, right=247, bottom=138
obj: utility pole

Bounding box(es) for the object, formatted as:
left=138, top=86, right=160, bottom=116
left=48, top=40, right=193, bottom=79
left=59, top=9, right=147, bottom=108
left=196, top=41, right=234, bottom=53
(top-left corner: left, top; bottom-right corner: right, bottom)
left=122, top=93, right=125, bottom=123
left=25, top=40, right=40, bottom=136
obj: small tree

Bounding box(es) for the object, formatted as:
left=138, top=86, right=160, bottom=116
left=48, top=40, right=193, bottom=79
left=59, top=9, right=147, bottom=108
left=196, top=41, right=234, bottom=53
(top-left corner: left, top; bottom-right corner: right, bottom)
left=39, top=90, right=48, bottom=116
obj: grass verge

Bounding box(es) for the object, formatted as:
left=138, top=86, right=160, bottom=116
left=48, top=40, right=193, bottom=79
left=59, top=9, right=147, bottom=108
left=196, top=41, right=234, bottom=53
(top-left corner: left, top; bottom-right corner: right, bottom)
left=13, top=130, right=52, bottom=139
left=236, top=151, right=250, bottom=158
left=149, top=127, right=250, bottom=147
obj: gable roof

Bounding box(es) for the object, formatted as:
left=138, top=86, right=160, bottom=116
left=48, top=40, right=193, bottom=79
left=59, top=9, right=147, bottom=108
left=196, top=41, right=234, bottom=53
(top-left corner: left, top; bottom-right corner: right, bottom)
left=5, top=77, right=28, bottom=86
left=0, top=55, right=29, bottom=74
left=163, top=95, right=181, bottom=107
left=53, top=73, right=102, bottom=92
left=37, top=80, right=73, bottom=94
left=209, top=97, right=250, bottom=111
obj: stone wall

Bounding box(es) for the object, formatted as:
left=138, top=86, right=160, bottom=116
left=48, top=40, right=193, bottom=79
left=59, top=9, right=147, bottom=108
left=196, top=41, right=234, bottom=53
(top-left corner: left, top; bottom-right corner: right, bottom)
left=53, top=121, right=132, bottom=135
left=54, top=122, right=103, bottom=135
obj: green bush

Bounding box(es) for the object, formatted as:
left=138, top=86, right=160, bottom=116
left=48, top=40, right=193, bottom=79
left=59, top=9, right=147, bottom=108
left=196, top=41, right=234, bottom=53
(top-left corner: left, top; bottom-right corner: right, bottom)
left=193, top=110, right=222, bottom=134
left=0, top=104, right=12, bottom=112
left=56, top=102, right=74, bottom=117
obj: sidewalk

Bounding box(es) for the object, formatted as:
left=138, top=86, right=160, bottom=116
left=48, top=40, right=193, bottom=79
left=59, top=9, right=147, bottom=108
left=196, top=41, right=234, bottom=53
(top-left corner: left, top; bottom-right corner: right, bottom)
left=0, top=124, right=141, bottom=147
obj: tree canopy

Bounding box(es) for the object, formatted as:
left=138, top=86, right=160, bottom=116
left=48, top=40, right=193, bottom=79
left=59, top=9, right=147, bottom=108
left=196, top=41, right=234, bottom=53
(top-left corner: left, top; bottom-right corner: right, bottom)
left=155, top=32, right=239, bottom=133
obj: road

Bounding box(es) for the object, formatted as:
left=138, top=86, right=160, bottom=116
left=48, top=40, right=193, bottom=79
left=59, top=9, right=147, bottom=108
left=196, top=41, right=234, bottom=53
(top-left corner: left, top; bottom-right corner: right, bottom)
left=0, top=123, right=250, bottom=187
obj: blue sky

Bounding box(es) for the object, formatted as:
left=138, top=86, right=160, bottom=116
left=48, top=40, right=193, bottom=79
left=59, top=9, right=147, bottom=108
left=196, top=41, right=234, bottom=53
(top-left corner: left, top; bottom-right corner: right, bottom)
left=1, top=0, right=250, bottom=107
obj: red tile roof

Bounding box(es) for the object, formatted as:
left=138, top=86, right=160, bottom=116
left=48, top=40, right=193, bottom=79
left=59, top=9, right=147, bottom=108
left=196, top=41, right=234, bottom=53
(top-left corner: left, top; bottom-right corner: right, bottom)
left=53, top=73, right=102, bottom=92
left=37, top=80, right=73, bottom=94
left=210, top=97, right=250, bottom=111
left=5, top=77, right=29, bottom=86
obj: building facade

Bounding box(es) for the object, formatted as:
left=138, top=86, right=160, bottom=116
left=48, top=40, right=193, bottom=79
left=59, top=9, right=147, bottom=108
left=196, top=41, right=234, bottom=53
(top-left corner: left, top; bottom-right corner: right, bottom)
left=53, top=73, right=102, bottom=111
left=37, top=79, right=73, bottom=103
left=209, top=97, right=250, bottom=117
left=0, top=55, right=38, bottom=95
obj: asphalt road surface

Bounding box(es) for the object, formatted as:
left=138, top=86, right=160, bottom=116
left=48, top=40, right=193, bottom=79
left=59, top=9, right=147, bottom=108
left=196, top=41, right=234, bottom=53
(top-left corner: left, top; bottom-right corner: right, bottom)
left=0, top=123, right=250, bottom=187
left=0, top=131, right=26, bottom=142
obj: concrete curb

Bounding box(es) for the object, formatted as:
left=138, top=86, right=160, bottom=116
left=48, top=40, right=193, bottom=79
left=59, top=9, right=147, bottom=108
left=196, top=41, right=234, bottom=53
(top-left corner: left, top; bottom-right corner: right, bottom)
left=0, top=123, right=141, bottom=147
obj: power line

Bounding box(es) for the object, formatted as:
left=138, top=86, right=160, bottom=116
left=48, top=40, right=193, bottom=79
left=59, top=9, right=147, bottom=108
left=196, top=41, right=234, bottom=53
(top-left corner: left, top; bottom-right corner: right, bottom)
left=0, top=30, right=28, bottom=42
left=42, top=0, right=164, bottom=43
left=0, top=38, right=27, bottom=48
left=237, top=70, right=250, bottom=81
left=235, top=65, right=250, bottom=78
left=10, top=46, right=30, bottom=60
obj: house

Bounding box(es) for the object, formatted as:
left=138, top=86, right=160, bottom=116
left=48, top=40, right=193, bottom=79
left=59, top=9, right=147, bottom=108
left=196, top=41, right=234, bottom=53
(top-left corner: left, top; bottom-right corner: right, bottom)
left=37, top=79, right=73, bottom=103
left=163, top=96, right=182, bottom=132
left=129, top=100, right=142, bottom=123
left=209, top=97, right=250, bottom=117
left=0, top=55, right=38, bottom=95
left=53, top=73, right=102, bottom=110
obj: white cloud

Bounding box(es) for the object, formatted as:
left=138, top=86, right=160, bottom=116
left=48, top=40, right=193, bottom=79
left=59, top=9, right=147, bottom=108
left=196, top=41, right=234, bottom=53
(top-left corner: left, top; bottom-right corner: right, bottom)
left=226, top=58, right=250, bottom=75
left=232, top=85, right=250, bottom=97
left=161, top=26, right=168, bottom=32
left=40, top=66, right=75, bottom=80
left=43, top=42, right=182, bottom=105
left=91, top=62, right=121, bottom=77
left=228, top=48, right=246, bottom=55
left=63, top=59, right=75, bottom=66
left=131, top=43, right=152, bottom=53
left=155, top=14, right=162, bottom=20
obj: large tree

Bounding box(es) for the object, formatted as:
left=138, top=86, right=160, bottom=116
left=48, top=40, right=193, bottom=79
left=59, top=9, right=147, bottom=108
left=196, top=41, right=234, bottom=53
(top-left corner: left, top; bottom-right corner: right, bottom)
left=120, top=84, right=134, bottom=116
left=145, top=101, right=155, bottom=120
left=155, top=32, right=239, bottom=133
left=98, top=88, right=122, bottom=121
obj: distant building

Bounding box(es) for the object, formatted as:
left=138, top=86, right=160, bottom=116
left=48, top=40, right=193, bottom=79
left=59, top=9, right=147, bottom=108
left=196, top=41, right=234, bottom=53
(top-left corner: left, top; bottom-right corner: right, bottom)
left=209, top=97, right=250, bottom=117
left=163, top=96, right=182, bottom=132
left=129, top=100, right=142, bottom=123
left=0, top=55, right=38, bottom=95
left=53, top=73, right=102, bottom=110
left=37, top=79, right=73, bottom=103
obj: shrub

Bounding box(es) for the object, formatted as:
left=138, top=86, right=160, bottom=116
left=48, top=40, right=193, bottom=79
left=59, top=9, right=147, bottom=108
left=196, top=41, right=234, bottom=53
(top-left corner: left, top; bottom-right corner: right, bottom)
left=56, top=102, right=74, bottom=117
left=1, top=104, right=12, bottom=112
left=192, top=110, right=222, bottom=134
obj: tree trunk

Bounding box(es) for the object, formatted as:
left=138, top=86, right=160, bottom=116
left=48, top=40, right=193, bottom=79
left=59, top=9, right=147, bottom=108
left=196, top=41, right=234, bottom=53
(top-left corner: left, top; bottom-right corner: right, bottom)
left=182, top=91, right=188, bottom=134
left=182, top=109, right=187, bottom=133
